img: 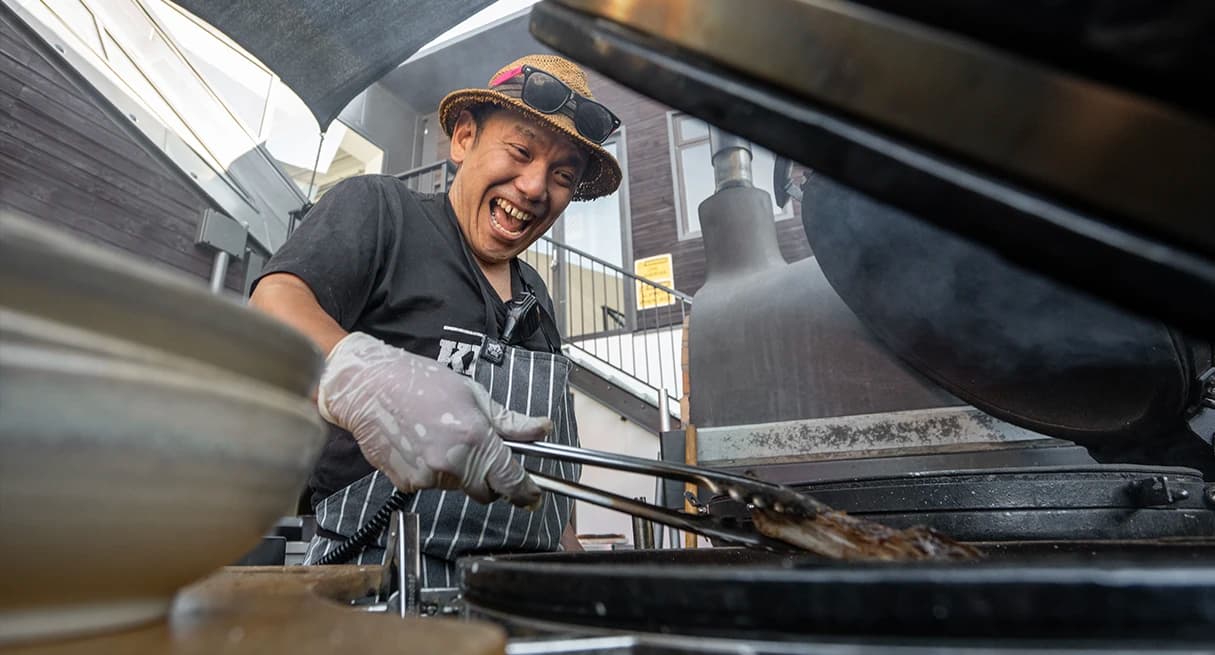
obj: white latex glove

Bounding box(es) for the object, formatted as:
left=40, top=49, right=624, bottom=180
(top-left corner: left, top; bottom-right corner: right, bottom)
left=318, top=332, right=549, bottom=508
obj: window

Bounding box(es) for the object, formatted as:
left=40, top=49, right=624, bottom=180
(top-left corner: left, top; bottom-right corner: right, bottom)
left=90, top=0, right=263, bottom=178
left=144, top=0, right=275, bottom=139
left=271, top=122, right=386, bottom=202
left=557, top=141, right=630, bottom=337
left=668, top=113, right=792, bottom=239
left=45, top=0, right=104, bottom=57
left=521, top=133, right=633, bottom=339
left=559, top=138, right=627, bottom=268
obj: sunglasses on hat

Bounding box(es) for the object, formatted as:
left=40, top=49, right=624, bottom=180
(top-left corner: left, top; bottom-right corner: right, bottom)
left=491, top=65, right=621, bottom=144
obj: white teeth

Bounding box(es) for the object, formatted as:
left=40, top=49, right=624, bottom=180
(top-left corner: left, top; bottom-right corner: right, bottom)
left=496, top=198, right=533, bottom=223
left=490, top=213, right=523, bottom=237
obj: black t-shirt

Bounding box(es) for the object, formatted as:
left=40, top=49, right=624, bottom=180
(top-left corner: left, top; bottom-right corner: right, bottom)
left=256, top=175, right=557, bottom=506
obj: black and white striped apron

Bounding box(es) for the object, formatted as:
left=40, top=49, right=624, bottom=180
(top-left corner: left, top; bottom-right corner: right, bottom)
left=303, top=257, right=577, bottom=587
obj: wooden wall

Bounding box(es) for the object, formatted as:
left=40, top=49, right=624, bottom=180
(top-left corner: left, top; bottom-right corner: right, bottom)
left=0, top=9, right=246, bottom=292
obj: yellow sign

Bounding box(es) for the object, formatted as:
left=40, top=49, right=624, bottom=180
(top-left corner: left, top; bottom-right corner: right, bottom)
left=634, top=253, right=676, bottom=309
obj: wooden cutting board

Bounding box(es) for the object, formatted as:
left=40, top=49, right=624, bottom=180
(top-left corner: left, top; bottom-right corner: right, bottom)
left=0, top=566, right=505, bottom=655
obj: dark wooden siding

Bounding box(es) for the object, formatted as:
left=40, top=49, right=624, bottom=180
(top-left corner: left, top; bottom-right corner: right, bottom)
left=0, top=9, right=245, bottom=292
left=418, top=67, right=813, bottom=298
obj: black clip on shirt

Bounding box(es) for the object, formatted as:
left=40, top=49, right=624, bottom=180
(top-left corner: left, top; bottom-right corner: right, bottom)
left=453, top=233, right=561, bottom=365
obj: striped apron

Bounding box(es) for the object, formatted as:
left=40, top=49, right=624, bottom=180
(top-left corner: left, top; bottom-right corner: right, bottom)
left=303, top=261, right=577, bottom=587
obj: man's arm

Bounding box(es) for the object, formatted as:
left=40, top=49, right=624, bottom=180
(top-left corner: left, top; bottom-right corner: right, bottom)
left=250, top=271, right=550, bottom=508
left=249, top=273, right=348, bottom=356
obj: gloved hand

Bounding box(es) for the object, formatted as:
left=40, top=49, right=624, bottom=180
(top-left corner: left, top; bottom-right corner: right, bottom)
left=318, top=332, right=549, bottom=508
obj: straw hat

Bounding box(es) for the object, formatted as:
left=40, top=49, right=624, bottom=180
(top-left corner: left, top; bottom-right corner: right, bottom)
left=438, top=55, right=622, bottom=201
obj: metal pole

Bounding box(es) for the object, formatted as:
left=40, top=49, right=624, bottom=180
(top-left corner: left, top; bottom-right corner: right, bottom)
left=709, top=126, right=753, bottom=190
left=208, top=250, right=230, bottom=295
left=655, top=390, right=676, bottom=548
left=654, top=479, right=665, bottom=549
left=631, top=497, right=655, bottom=550
left=658, top=387, right=672, bottom=433
left=393, top=511, right=421, bottom=617
left=305, top=131, right=325, bottom=201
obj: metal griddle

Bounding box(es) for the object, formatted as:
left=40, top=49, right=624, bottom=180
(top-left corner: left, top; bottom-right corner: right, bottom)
left=707, top=465, right=1215, bottom=542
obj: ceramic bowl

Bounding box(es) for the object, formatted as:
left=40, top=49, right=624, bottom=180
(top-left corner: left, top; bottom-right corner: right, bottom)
left=0, top=215, right=325, bottom=643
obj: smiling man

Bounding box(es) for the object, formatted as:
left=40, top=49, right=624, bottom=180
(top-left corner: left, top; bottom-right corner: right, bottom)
left=249, top=55, right=621, bottom=585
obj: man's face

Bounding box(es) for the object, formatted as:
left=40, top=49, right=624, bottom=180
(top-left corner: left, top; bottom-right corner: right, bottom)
left=448, top=108, right=587, bottom=266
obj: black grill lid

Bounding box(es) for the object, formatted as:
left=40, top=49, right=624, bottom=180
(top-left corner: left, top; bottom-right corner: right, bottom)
left=802, top=173, right=1215, bottom=475
left=528, top=1, right=1215, bottom=335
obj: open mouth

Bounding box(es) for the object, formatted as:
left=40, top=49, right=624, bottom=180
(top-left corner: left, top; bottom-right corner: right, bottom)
left=490, top=197, right=535, bottom=240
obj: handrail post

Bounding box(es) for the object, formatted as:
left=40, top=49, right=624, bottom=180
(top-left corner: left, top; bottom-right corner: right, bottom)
left=554, top=244, right=568, bottom=337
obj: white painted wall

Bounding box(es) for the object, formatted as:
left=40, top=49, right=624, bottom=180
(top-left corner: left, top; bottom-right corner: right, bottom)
left=339, top=84, right=420, bottom=176
left=569, top=389, right=661, bottom=545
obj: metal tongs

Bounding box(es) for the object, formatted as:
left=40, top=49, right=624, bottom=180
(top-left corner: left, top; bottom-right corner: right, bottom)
left=508, top=441, right=823, bottom=552
left=509, top=442, right=982, bottom=560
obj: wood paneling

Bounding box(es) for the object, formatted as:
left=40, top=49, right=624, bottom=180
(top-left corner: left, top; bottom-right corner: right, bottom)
left=0, top=10, right=245, bottom=292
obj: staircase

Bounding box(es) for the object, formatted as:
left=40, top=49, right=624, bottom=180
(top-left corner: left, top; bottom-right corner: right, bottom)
left=520, top=236, right=690, bottom=431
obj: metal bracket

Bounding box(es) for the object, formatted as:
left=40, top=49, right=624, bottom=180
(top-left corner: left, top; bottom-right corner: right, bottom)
left=1187, top=366, right=1215, bottom=446
left=773, top=157, right=804, bottom=208
left=196, top=208, right=248, bottom=258
left=380, top=511, right=421, bottom=617
left=1132, top=476, right=1191, bottom=506
left=684, top=490, right=708, bottom=516
left=1189, top=409, right=1215, bottom=447
left=419, top=588, right=464, bottom=617
left=357, top=512, right=467, bottom=617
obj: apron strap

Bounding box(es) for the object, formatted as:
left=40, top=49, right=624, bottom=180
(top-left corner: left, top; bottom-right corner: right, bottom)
left=533, top=298, right=562, bottom=353
left=450, top=222, right=561, bottom=362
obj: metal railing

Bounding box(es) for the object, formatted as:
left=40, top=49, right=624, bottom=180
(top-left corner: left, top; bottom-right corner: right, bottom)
left=396, top=160, right=454, bottom=194
left=396, top=162, right=691, bottom=413
left=520, top=236, right=691, bottom=412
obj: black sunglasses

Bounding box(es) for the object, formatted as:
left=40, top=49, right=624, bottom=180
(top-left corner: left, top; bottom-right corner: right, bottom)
left=494, top=65, right=621, bottom=144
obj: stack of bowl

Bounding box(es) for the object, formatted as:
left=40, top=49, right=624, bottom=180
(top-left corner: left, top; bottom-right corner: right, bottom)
left=0, top=215, right=325, bottom=643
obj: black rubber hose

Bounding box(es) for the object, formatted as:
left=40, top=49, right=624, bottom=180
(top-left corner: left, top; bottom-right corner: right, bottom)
left=314, top=490, right=411, bottom=565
